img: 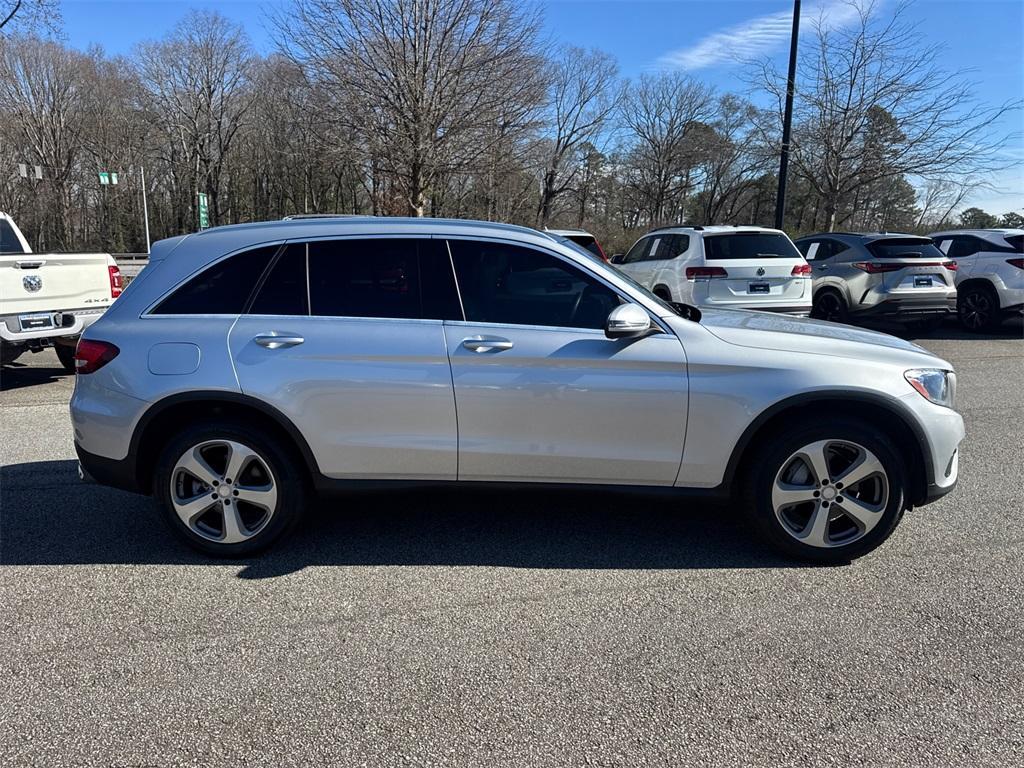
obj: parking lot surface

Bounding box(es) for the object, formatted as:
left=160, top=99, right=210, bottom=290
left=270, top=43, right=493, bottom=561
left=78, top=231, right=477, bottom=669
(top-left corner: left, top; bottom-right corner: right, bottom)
left=1, top=322, right=1022, bottom=767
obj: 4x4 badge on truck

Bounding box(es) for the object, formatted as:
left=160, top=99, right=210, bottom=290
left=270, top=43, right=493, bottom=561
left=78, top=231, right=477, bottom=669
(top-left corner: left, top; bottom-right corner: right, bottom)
left=23, top=275, right=42, bottom=293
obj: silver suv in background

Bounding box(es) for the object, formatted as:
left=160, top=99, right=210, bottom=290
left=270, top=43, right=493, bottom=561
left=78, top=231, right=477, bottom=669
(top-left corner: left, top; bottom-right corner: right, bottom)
left=929, top=229, right=1024, bottom=332
left=611, top=226, right=812, bottom=315
left=72, top=217, right=963, bottom=564
left=793, top=233, right=957, bottom=325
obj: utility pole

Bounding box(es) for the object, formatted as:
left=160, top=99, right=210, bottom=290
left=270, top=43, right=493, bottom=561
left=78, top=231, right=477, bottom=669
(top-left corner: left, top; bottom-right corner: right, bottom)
left=140, top=165, right=151, bottom=254
left=774, top=0, right=801, bottom=231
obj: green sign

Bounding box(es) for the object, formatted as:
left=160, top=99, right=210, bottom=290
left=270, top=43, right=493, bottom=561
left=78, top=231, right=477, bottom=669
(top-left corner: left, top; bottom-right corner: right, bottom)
left=110, top=172, right=118, bottom=185
left=99, top=172, right=109, bottom=185
left=197, top=192, right=209, bottom=229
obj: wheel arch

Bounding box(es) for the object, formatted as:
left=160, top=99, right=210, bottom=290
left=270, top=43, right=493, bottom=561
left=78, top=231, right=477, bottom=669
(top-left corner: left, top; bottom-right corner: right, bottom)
left=723, top=391, right=933, bottom=507
left=130, top=391, right=321, bottom=494
left=956, top=277, right=998, bottom=297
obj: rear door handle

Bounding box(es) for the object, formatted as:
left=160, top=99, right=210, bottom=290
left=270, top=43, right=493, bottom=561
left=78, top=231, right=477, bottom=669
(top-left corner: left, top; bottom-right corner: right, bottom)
left=254, top=333, right=304, bottom=349
left=462, top=335, right=514, bottom=353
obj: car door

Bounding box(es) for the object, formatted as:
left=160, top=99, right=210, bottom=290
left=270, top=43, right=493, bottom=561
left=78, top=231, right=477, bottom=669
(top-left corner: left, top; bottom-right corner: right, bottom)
left=444, top=237, right=689, bottom=486
left=228, top=237, right=461, bottom=480
left=615, top=235, right=654, bottom=284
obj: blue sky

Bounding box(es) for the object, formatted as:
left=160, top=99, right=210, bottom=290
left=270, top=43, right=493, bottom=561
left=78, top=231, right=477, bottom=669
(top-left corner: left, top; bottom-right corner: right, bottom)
left=60, top=0, right=1023, bottom=214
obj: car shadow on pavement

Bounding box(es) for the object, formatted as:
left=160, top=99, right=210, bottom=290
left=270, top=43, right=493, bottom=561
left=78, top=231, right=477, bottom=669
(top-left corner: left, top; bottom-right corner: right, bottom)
left=1, top=460, right=810, bottom=578
left=0, top=360, right=71, bottom=391
left=860, top=317, right=1023, bottom=342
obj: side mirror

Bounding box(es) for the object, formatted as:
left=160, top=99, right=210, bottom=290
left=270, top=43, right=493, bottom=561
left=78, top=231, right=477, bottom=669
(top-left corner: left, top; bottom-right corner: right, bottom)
left=610, top=253, right=625, bottom=265
left=605, top=303, right=651, bottom=339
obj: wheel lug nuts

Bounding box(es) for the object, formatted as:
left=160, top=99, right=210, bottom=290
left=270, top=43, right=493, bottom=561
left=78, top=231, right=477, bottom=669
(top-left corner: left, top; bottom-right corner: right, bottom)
left=225, top=478, right=232, bottom=485
left=822, top=479, right=830, bottom=485
left=212, top=481, right=219, bottom=487
left=813, top=491, right=820, bottom=497
left=835, top=482, right=843, bottom=489
left=822, top=501, right=830, bottom=507
left=224, top=499, right=231, bottom=505
left=836, top=496, right=844, bottom=503
left=211, top=493, right=217, bottom=499
left=232, top=490, right=239, bottom=496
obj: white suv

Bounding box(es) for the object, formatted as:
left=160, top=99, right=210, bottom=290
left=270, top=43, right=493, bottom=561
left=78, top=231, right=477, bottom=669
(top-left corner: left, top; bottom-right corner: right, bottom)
left=930, top=229, right=1024, bottom=332
left=611, top=226, right=812, bottom=315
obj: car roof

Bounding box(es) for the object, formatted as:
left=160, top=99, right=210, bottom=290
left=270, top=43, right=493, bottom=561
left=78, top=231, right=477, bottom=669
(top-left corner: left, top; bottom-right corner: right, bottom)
left=794, top=232, right=926, bottom=243
left=647, top=225, right=787, bottom=236
left=545, top=228, right=595, bottom=238
left=928, top=228, right=1024, bottom=238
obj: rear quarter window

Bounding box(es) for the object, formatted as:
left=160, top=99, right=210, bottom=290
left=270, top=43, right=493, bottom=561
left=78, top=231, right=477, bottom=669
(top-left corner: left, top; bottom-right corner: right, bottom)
left=152, top=245, right=279, bottom=315
left=0, top=219, right=27, bottom=254
left=1004, top=235, right=1023, bottom=253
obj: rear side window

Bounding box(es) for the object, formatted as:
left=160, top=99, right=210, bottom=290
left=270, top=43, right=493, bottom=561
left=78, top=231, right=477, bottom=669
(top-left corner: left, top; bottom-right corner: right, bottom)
left=309, top=238, right=416, bottom=319
left=704, top=233, right=801, bottom=259
left=622, top=237, right=651, bottom=264
left=654, top=234, right=689, bottom=260
left=867, top=238, right=945, bottom=259
left=153, top=245, right=279, bottom=315
left=945, top=236, right=982, bottom=259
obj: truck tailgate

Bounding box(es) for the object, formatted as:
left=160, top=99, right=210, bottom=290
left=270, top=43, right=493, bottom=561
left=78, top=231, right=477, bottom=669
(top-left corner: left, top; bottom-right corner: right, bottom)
left=0, top=253, right=114, bottom=316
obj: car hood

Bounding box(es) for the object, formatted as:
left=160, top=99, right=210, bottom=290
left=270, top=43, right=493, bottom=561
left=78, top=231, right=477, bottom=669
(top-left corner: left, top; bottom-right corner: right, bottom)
left=693, top=309, right=952, bottom=368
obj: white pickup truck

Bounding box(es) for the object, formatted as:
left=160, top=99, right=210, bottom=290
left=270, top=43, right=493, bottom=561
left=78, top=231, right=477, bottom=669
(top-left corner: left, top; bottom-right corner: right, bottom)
left=1, top=212, right=123, bottom=371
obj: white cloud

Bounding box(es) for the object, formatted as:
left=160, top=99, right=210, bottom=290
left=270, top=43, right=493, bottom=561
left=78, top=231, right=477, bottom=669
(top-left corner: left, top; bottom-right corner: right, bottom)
left=657, top=0, right=863, bottom=71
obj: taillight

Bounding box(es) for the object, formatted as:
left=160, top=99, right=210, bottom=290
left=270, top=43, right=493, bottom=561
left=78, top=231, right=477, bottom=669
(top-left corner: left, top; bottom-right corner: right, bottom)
left=791, top=263, right=812, bottom=276
left=686, top=266, right=728, bottom=279
left=944, top=261, right=958, bottom=271
left=108, top=265, right=123, bottom=298
left=852, top=261, right=901, bottom=274
left=1008, top=258, right=1024, bottom=269
left=74, top=339, right=119, bottom=374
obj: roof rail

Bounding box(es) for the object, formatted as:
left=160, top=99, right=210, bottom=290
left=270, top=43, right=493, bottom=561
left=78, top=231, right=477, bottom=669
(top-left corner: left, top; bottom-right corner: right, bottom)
left=281, top=213, right=360, bottom=220
left=648, top=224, right=704, bottom=233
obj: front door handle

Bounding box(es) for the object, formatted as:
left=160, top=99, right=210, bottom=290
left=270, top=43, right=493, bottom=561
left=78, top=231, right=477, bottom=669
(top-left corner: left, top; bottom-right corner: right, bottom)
left=462, top=336, right=514, bottom=353
left=254, top=333, right=304, bottom=349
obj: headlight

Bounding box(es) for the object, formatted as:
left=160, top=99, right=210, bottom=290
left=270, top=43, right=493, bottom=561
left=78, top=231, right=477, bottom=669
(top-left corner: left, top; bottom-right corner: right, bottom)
left=904, top=369, right=955, bottom=408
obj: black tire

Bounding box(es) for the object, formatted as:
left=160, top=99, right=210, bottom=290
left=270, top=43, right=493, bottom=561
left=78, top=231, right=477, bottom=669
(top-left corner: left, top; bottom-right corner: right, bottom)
left=54, top=343, right=77, bottom=373
left=154, top=421, right=309, bottom=557
left=957, top=283, right=1000, bottom=333
left=741, top=418, right=907, bottom=564
left=810, top=289, right=848, bottom=323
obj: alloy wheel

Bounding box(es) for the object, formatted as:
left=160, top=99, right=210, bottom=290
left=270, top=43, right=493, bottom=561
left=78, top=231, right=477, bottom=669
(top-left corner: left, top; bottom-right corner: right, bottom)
left=170, top=439, right=278, bottom=544
left=771, top=439, right=889, bottom=548
left=960, top=291, right=993, bottom=330
left=814, top=293, right=844, bottom=322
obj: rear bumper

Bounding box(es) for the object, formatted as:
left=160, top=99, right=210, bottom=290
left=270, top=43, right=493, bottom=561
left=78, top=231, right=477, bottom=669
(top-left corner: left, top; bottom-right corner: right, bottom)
left=0, top=307, right=105, bottom=344
left=75, top=442, right=143, bottom=495
left=854, top=296, right=956, bottom=319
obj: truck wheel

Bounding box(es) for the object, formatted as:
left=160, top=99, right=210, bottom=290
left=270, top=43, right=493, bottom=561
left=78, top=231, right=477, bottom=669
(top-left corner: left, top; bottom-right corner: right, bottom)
left=742, top=418, right=907, bottom=564
left=55, top=343, right=77, bottom=373
left=1, top=342, right=25, bottom=366
left=154, top=421, right=309, bottom=557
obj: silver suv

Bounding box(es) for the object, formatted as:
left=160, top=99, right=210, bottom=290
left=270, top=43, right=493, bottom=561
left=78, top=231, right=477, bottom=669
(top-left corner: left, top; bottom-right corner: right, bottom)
left=71, top=217, right=964, bottom=563
left=793, top=233, right=957, bottom=325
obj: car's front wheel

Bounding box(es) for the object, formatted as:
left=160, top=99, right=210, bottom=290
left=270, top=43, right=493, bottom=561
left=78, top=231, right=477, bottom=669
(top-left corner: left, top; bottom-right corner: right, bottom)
left=155, top=422, right=308, bottom=556
left=743, top=419, right=907, bottom=563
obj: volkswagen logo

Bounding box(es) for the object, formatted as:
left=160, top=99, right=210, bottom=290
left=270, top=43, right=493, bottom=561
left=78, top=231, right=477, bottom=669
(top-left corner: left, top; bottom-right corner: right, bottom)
left=22, top=275, right=42, bottom=293
left=756, top=267, right=766, bottom=277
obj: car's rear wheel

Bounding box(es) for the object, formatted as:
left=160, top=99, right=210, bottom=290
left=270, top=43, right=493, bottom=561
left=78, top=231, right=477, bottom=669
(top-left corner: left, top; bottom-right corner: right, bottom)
left=155, top=422, right=308, bottom=556
left=810, top=289, right=848, bottom=323
left=958, top=283, right=1000, bottom=332
left=742, top=419, right=907, bottom=563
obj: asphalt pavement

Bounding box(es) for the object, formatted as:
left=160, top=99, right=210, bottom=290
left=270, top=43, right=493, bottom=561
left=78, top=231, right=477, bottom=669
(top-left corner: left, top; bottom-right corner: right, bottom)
left=1, top=321, right=1022, bottom=767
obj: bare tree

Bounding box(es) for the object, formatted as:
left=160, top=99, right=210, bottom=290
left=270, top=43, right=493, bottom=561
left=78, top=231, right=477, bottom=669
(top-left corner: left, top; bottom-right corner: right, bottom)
left=277, top=0, right=545, bottom=217
left=759, top=0, right=1021, bottom=231
left=0, top=0, right=60, bottom=35
left=619, top=71, right=714, bottom=225
left=136, top=11, right=255, bottom=228
left=535, top=46, right=619, bottom=227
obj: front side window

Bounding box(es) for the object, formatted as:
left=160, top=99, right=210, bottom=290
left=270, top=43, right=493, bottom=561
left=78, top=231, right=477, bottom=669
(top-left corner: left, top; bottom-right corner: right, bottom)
left=448, top=239, right=621, bottom=330
left=622, top=237, right=651, bottom=265
left=704, top=233, right=802, bottom=260
left=153, top=245, right=279, bottom=315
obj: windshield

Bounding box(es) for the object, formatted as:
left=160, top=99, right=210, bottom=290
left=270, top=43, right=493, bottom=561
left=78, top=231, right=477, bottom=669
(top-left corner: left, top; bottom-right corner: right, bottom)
left=867, top=238, right=945, bottom=259
left=704, top=232, right=801, bottom=260
left=555, top=236, right=691, bottom=318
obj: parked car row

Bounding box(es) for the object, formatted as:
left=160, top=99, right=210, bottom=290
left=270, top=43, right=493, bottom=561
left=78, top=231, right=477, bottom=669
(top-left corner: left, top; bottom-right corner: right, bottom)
left=598, top=222, right=1022, bottom=332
